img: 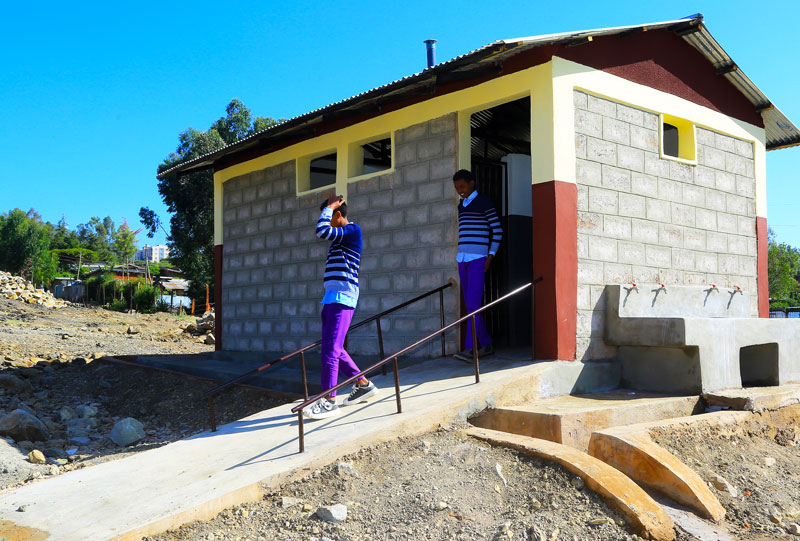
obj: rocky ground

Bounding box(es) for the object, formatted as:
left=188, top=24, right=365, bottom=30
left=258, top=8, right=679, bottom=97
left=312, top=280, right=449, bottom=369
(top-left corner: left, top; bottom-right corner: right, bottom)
left=0, top=290, right=286, bottom=491
left=147, top=426, right=639, bottom=541
left=653, top=413, right=800, bottom=540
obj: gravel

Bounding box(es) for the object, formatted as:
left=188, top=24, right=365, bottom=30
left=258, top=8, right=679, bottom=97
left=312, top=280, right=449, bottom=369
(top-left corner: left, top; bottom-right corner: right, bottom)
left=146, top=427, right=635, bottom=540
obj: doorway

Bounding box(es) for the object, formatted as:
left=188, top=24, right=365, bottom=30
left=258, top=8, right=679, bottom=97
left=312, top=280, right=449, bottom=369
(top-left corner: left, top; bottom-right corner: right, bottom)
left=467, top=97, right=532, bottom=350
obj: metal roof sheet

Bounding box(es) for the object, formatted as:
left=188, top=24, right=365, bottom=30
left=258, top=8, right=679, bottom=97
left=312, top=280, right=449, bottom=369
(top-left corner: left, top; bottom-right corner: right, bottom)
left=158, top=14, right=799, bottom=178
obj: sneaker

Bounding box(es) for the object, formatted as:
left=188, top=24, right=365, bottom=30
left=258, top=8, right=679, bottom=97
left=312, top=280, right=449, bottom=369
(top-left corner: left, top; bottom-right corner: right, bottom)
left=478, top=343, right=495, bottom=357
left=303, top=397, right=340, bottom=419
left=342, top=381, right=379, bottom=406
left=453, top=349, right=474, bottom=362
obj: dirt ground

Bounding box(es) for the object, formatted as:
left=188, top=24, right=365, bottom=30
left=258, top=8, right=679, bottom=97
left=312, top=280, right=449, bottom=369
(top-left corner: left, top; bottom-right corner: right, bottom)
left=652, top=410, right=800, bottom=540
left=0, top=295, right=286, bottom=490
left=146, top=427, right=638, bottom=541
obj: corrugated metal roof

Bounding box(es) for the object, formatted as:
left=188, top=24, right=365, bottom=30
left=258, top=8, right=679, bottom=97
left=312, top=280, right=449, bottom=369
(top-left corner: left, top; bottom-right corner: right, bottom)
left=158, top=14, right=799, bottom=178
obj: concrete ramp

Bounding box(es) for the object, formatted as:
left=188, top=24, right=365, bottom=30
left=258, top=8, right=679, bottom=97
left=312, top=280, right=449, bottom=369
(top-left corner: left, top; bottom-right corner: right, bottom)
left=0, top=354, right=604, bottom=540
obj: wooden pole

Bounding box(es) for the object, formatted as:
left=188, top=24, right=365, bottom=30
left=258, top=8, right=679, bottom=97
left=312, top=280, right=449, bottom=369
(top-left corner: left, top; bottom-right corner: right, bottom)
left=205, top=284, right=210, bottom=314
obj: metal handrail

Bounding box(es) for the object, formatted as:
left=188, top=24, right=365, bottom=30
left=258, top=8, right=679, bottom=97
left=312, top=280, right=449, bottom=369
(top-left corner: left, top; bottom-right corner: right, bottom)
left=291, top=277, right=542, bottom=452
left=205, top=281, right=454, bottom=431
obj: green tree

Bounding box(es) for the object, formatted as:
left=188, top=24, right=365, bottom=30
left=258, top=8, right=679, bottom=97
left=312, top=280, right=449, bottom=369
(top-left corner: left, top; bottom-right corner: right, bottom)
left=0, top=208, right=57, bottom=285
left=51, top=215, right=81, bottom=250
left=141, top=99, right=279, bottom=303
left=77, top=216, right=117, bottom=263
left=768, top=228, right=800, bottom=307
left=113, top=219, right=139, bottom=264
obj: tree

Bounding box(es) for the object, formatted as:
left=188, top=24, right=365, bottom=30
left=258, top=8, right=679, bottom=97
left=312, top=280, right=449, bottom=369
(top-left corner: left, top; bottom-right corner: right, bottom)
left=113, top=219, right=139, bottom=264
left=51, top=215, right=81, bottom=250
left=141, top=99, right=279, bottom=303
left=76, top=216, right=117, bottom=263
left=767, top=228, right=800, bottom=307
left=0, top=208, right=56, bottom=285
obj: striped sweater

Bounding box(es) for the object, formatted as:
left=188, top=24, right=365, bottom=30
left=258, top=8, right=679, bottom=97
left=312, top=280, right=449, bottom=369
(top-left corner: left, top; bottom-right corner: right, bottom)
left=315, top=207, right=362, bottom=302
left=457, top=193, right=503, bottom=257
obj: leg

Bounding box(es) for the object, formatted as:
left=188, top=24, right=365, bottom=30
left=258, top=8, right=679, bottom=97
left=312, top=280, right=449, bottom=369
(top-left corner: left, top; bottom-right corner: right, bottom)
left=320, top=303, right=357, bottom=397
left=462, top=258, right=492, bottom=347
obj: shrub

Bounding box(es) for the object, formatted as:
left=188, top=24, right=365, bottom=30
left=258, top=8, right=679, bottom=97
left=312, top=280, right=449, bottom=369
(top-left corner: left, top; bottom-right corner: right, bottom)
left=108, top=298, right=128, bottom=312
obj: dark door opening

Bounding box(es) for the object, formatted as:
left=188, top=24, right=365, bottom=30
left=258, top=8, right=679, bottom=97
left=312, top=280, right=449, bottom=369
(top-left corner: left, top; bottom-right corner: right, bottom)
left=466, top=97, right=532, bottom=350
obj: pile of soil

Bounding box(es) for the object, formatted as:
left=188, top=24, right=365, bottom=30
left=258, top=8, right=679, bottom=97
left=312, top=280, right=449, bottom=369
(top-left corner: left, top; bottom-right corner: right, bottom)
left=653, top=412, right=800, bottom=540
left=147, top=427, right=637, bottom=541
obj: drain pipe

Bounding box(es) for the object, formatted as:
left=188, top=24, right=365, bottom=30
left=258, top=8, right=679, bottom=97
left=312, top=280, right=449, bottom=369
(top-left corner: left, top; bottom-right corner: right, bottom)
left=424, top=39, right=437, bottom=68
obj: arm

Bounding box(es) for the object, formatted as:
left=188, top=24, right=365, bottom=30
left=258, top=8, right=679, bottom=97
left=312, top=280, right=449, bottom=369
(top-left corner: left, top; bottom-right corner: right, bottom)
left=315, top=207, right=343, bottom=241
left=484, top=205, right=503, bottom=270
left=315, top=194, right=346, bottom=241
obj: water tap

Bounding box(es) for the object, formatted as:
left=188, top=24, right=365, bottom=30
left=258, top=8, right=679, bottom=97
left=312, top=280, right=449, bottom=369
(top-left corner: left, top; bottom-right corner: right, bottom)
left=732, top=285, right=743, bottom=295
left=656, top=283, right=667, bottom=293
left=626, top=282, right=639, bottom=293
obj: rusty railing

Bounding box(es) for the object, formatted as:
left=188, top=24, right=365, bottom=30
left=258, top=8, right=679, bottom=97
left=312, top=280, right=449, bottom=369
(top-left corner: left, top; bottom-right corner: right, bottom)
left=291, top=277, right=542, bottom=452
left=205, top=281, right=454, bottom=431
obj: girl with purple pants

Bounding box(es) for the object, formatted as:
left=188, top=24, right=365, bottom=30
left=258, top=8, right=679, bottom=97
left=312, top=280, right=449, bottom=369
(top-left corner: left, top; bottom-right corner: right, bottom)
left=303, top=194, right=379, bottom=419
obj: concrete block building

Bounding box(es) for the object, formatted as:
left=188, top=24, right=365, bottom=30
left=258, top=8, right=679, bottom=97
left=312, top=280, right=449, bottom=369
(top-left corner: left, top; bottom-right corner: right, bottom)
left=160, top=15, right=799, bottom=388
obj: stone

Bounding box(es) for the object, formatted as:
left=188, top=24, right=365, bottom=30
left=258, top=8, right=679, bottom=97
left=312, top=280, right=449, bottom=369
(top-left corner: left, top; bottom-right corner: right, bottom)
left=126, top=326, right=140, bottom=335
left=788, top=523, right=800, bottom=535
left=76, top=405, right=98, bottom=418
left=336, top=461, right=358, bottom=477
left=204, top=334, right=215, bottom=345
left=764, top=457, right=776, bottom=467
left=709, top=473, right=738, bottom=497
left=571, top=476, right=585, bottom=490
left=0, top=409, right=51, bottom=442
left=435, top=501, right=449, bottom=510
left=109, top=417, right=146, bottom=446
left=281, top=496, right=302, bottom=509
left=69, top=436, right=90, bottom=445
left=0, top=374, right=32, bottom=394
left=27, top=450, right=46, bottom=464
left=315, top=504, right=347, bottom=523
left=494, top=463, right=507, bottom=485
left=301, top=503, right=313, bottom=512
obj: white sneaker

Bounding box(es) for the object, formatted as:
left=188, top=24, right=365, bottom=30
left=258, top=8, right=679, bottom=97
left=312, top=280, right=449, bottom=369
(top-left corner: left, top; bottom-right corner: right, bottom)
left=303, top=397, right=340, bottom=419
left=342, top=381, right=379, bottom=406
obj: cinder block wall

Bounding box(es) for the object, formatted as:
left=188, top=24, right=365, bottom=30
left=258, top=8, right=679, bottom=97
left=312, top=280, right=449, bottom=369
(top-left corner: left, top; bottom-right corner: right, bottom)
left=574, top=90, right=758, bottom=361
left=343, top=113, right=460, bottom=356
left=220, top=113, right=460, bottom=356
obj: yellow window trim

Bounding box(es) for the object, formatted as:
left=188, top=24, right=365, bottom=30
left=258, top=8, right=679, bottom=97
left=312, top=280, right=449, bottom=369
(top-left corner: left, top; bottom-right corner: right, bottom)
left=660, top=113, right=697, bottom=164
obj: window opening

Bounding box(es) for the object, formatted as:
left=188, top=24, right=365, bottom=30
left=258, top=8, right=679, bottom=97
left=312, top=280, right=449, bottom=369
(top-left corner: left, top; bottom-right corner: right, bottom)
left=663, top=123, right=679, bottom=158
left=309, top=153, right=336, bottom=190
left=360, top=138, right=391, bottom=175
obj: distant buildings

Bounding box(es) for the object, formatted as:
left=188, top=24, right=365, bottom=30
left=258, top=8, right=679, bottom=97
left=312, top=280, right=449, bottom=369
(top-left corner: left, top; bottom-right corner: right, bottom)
left=135, top=244, right=170, bottom=263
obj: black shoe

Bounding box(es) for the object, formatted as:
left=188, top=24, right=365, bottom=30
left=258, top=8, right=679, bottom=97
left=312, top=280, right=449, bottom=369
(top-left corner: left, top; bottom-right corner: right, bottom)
left=453, top=349, right=474, bottom=362
left=478, top=344, right=495, bottom=357
left=342, top=381, right=379, bottom=406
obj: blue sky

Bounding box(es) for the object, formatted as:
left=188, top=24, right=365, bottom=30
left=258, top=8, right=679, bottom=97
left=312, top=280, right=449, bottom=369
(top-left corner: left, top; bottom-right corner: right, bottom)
left=1, top=0, right=799, bottom=247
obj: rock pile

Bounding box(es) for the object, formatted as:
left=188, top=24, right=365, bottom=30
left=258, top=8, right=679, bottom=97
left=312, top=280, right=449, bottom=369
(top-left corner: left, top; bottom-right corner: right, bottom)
left=0, top=272, right=66, bottom=308
left=182, top=311, right=216, bottom=345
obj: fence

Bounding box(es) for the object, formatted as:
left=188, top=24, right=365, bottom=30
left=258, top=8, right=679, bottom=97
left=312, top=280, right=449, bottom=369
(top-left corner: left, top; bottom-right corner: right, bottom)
left=769, top=307, right=800, bottom=318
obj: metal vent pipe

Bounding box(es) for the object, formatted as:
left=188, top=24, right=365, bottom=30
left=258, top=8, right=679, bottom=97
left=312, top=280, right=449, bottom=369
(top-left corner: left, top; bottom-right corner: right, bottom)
left=424, top=39, right=437, bottom=68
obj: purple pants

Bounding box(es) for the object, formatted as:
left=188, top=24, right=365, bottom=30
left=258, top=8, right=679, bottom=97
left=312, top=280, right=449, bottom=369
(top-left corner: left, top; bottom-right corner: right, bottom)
left=320, top=303, right=361, bottom=397
left=458, top=258, right=493, bottom=349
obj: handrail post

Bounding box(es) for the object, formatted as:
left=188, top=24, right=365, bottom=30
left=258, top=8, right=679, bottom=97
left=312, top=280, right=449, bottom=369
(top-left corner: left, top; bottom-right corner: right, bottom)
left=393, top=356, right=402, bottom=413
left=208, top=396, right=217, bottom=432
left=298, top=411, right=304, bottom=453
left=300, top=351, right=309, bottom=400
left=377, top=317, right=387, bottom=376
left=439, top=289, right=446, bottom=357
left=471, top=316, right=480, bottom=384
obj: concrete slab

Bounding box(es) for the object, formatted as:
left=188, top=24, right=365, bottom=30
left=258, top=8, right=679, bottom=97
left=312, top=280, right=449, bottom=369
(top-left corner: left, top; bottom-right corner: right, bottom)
left=468, top=427, right=676, bottom=541
left=588, top=426, right=725, bottom=521
left=703, top=383, right=800, bottom=412
left=0, top=353, right=614, bottom=541
left=469, top=391, right=701, bottom=450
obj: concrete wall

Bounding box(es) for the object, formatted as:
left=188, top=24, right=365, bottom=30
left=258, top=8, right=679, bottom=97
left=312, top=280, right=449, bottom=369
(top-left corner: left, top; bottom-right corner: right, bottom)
left=220, top=114, right=460, bottom=357
left=574, top=90, right=758, bottom=361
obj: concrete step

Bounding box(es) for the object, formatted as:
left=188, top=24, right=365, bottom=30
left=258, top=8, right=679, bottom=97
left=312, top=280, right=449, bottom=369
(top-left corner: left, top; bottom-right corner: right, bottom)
left=469, top=391, right=702, bottom=451
left=703, top=383, right=800, bottom=412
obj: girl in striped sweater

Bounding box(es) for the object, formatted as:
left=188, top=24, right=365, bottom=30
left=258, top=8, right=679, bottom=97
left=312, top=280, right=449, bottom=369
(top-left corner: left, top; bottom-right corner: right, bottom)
left=304, top=194, right=378, bottom=419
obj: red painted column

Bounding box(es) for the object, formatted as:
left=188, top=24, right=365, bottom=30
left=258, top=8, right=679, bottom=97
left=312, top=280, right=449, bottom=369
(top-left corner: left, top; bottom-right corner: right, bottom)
left=756, top=217, right=769, bottom=318
left=214, top=244, right=223, bottom=350
left=532, top=181, right=578, bottom=360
